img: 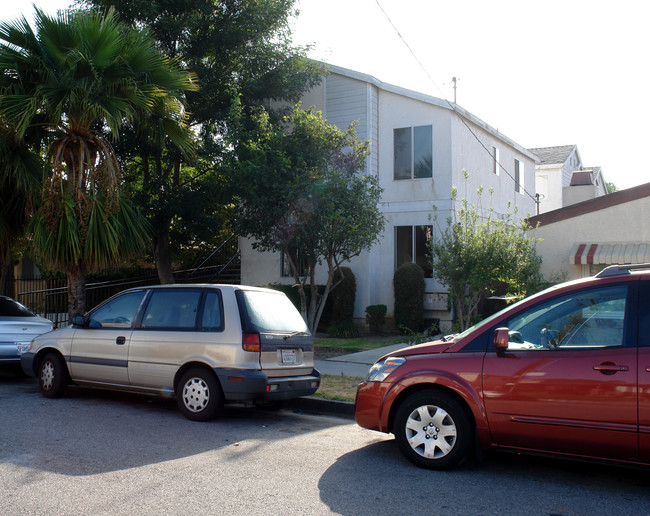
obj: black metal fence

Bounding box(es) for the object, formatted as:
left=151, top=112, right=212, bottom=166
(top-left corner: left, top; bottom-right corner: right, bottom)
left=9, top=236, right=241, bottom=327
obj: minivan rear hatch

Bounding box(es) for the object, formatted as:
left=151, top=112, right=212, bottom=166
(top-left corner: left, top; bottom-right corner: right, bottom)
left=236, top=289, right=314, bottom=376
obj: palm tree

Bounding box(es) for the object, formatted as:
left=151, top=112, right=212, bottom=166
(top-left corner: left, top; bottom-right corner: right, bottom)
left=0, top=120, right=43, bottom=295
left=0, top=7, right=197, bottom=318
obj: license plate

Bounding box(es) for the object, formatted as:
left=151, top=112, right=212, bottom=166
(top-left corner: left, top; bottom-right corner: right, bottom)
left=281, top=349, right=297, bottom=364
left=16, top=342, right=30, bottom=355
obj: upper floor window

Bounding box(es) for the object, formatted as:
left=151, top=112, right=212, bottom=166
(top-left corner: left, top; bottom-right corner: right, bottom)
left=514, top=159, right=523, bottom=193
left=394, top=125, right=432, bottom=180
left=492, top=146, right=499, bottom=175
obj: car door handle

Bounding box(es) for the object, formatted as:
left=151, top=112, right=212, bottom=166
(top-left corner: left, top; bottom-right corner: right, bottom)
left=116, top=336, right=126, bottom=345
left=593, top=362, right=628, bottom=375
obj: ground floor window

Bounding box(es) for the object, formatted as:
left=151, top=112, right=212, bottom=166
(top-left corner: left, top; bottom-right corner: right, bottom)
left=395, top=225, right=433, bottom=278
left=281, top=247, right=308, bottom=278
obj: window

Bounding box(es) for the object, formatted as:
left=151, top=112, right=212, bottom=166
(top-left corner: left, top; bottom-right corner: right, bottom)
left=492, top=146, right=499, bottom=175
left=141, top=289, right=201, bottom=329
left=504, top=285, right=628, bottom=350
left=395, top=225, right=433, bottom=278
left=281, top=247, right=308, bottom=277
left=201, top=291, right=224, bottom=332
left=394, top=125, right=432, bottom=180
left=514, top=159, right=523, bottom=193
left=89, top=291, right=147, bottom=329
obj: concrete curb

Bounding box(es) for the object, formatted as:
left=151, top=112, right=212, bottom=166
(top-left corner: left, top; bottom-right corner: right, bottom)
left=285, top=396, right=355, bottom=419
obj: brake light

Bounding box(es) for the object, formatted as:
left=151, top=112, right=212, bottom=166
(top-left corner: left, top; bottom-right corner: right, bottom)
left=242, top=332, right=260, bottom=352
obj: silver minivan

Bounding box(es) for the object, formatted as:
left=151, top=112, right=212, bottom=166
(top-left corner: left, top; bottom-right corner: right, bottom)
left=21, top=285, right=320, bottom=421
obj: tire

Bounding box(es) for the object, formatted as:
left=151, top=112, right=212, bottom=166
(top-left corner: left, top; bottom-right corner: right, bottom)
left=394, top=390, right=474, bottom=469
left=176, top=368, right=223, bottom=421
left=39, top=352, right=69, bottom=399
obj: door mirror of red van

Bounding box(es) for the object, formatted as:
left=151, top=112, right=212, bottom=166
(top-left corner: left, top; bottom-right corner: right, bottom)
left=493, top=327, right=510, bottom=351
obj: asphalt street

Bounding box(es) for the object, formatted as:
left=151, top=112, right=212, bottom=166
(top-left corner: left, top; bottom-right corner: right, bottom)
left=3, top=368, right=650, bottom=516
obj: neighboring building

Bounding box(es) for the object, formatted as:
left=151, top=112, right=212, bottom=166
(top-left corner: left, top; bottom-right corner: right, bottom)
left=529, top=144, right=608, bottom=214
left=241, top=64, right=537, bottom=329
left=528, top=182, right=650, bottom=280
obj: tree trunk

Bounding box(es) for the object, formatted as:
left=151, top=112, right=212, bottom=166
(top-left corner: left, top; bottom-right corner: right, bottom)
left=152, top=228, right=175, bottom=284
left=0, top=244, right=11, bottom=297
left=67, top=265, right=87, bottom=320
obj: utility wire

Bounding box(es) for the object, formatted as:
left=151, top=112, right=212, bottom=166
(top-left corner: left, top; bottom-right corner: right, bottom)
left=374, top=0, right=538, bottom=204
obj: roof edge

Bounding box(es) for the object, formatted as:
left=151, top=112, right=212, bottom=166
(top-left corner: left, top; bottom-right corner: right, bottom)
left=323, top=62, right=538, bottom=161
left=528, top=182, right=650, bottom=227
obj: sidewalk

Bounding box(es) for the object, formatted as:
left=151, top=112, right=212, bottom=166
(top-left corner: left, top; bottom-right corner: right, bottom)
left=314, top=343, right=410, bottom=377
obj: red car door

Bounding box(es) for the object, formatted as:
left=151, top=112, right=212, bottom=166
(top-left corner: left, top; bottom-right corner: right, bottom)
left=482, top=283, right=638, bottom=462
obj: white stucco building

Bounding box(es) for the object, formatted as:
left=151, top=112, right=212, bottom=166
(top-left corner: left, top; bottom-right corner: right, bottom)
left=528, top=182, right=650, bottom=280
left=240, top=64, right=537, bottom=328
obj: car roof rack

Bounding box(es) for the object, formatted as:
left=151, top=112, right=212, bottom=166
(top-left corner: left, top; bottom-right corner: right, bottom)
left=595, top=263, right=650, bottom=278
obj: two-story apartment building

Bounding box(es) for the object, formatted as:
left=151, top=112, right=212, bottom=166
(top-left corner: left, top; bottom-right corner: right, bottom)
left=240, top=64, right=537, bottom=329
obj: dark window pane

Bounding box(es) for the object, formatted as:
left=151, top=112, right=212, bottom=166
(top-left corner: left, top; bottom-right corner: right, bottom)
left=141, top=290, right=201, bottom=329
left=506, top=285, right=628, bottom=350
left=90, top=291, right=146, bottom=328
left=394, top=128, right=412, bottom=180
left=415, top=225, right=433, bottom=278
left=514, top=159, right=521, bottom=193
left=414, top=125, right=432, bottom=178
left=201, top=291, right=223, bottom=331
left=395, top=226, right=413, bottom=269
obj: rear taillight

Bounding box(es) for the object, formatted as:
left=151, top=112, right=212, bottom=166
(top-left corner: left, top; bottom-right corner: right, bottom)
left=242, top=332, right=260, bottom=352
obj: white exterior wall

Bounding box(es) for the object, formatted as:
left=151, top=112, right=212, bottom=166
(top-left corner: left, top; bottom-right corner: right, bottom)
left=450, top=118, right=536, bottom=219
left=529, top=196, right=650, bottom=281
left=241, top=66, right=539, bottom=325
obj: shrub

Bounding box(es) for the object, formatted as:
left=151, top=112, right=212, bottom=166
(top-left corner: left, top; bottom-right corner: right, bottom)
left=393, top=262, right=424, bottom=333
left=365, top=304, right=387, bottom=334
left=327, top=320, right=360, bottom=338
left=329, top=267, right=356, bottom=325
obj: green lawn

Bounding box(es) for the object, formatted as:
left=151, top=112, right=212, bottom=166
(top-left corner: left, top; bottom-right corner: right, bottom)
left=312, top=374, right=364, bottom=402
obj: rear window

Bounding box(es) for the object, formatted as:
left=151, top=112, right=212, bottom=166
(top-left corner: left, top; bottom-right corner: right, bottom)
left=237, top=290, right=309, bottom=333
left=0, top=296, right=35, bottom=317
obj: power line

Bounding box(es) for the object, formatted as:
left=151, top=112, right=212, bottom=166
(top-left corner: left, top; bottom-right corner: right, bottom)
left=374, top=0, right=538, bottom=204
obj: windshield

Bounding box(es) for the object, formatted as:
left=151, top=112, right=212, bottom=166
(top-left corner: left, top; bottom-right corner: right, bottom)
left=452, top=294, right=537, bottom=342
left=237, top=290, right=309, bottom=333
left=0, top=296, right=35, bottom=317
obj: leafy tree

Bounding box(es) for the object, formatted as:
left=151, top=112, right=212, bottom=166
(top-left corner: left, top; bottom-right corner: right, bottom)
left=0, top=8, right=196, bottom=317
left=0, top=121, right=43, bottom=294
left=83, top=0, right=324, bottom=282
left=233, top=104, right=385, bottom=332
left=430, top=185, right=543, bottom=331
left=606, top=181, right=618, bottom=193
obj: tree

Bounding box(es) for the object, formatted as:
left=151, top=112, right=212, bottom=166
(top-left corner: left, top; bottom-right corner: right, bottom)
left=606, top=181, right=619, bottom=193
left=0, top=121, right=43, bottom=294
left=83, top=0, right=324, bottom=283
left=0, top=8, right=197, bottom=317
left=233, top=105, right=385, bottom=332
left=430, top=186, right=543, bottom=331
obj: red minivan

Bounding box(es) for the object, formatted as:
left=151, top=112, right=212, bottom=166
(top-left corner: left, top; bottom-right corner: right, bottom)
left=355, top=264, right=650, bottom=469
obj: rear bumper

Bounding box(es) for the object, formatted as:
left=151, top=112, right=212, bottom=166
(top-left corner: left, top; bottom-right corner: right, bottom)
left=215, top=368, right=321, bottom=401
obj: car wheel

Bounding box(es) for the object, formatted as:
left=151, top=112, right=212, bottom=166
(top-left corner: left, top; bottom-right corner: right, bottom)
left=394, top=390, right=473, bottom=469
left=176, top=368, right=223, bottom=421
left=39, top=352, right=69, bottom=398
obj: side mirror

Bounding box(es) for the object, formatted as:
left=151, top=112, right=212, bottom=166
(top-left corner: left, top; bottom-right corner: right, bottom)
left=493, top=327, right=510, bottom=351
left=73, top=315, right=85, bottom=327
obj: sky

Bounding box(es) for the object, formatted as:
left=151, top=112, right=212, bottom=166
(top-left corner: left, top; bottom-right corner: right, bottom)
left=1, top=0, right=648, bottom=190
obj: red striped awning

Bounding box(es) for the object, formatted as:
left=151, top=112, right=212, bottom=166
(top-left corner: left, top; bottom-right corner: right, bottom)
left=570, top=243, right=650, bottom=265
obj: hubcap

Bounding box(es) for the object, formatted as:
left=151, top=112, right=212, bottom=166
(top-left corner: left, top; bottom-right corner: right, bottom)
left=41, top=361, right=54, bottom=391
left=405, top=404, right=457, bottom=459
left=182, top=377, right=210, bottom=413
